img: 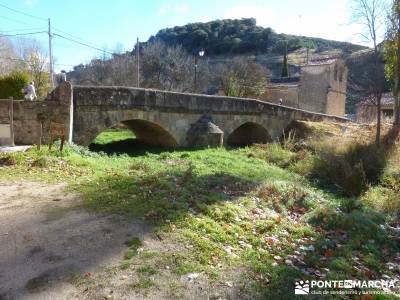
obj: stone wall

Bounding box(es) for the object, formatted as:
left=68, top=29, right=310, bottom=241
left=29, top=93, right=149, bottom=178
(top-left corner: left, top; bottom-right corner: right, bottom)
left=0, top=82, right=72, bottom=146
left=357, top=105, right=377, bottom=123
left=263, top=60, right=347, bottom=117
left=298, top=64, right=330, bottom=113
left=260, top=84, right=299, bottom=107
left=326, top=89, right=346, bottom=116
left=356, top=104, right=395, bottom=123
left=325, top=60, right=347, bottom=116
left=1, top=83, right=349, bottom=147
left=72, top=85, right=350, bottom=147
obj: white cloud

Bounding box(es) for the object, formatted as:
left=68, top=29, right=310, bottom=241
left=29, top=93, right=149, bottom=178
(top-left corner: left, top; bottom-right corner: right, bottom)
left=158, top=6, right=168, bottom=15
left=25, top=0, right=33, bottom=8
left=174, top=4, right=189, bottom=13
left=158, top=3, right=190, bottom=16
left=223, top=3, right=375, bottom=46
left=223, top=5, right=276, bottom=28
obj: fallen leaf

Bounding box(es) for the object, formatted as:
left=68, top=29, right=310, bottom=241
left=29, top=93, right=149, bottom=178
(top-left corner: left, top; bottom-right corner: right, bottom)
left=324, top=249, right=334, bottom=258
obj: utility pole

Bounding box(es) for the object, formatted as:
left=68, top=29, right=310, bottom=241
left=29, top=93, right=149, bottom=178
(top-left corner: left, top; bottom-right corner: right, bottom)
left=194, top=55, right=198, bottom=92
left=136, top=37, right=140, bottom=88
left=48, top=18, right=54, bottom=88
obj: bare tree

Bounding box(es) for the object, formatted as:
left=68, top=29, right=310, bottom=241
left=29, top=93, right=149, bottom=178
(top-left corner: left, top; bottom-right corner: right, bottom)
left=216, top=57, right=269, bottom=98
left=352, top=0, right=386, bottom=144
left=141, top=41, right=197, bottom=92
left=68, top=49, right=138, bottom=87
left=0, top=37, right=21, bottom=75
left=68, top=41, right=207, bottom=93
left=109, top=54, right=137, bottom=86
left=15, top=39, right=51, bottom=98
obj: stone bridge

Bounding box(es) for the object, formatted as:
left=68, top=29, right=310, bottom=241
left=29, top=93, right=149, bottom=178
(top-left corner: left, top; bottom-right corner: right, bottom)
left=0, top=82, right=349, bottom=147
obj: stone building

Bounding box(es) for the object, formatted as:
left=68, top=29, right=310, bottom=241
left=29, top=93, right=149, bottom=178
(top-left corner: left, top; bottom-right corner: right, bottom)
left=261, top=58, right=348, bottom=116
left=356, top=93, right=395, bottom=123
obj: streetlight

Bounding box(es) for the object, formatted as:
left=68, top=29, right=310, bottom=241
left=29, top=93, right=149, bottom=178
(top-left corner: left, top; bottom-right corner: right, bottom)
left=194, top=49, right=205, bottom=93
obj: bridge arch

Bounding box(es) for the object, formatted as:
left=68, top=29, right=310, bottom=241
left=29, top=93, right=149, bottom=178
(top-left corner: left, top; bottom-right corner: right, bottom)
left=88, top=118, right=178, bottom=147
left=121, top=119, right=178, bottom=147
left=227, top=122, right=272, bottom=146
left=74, top=109, right=181, bottom=147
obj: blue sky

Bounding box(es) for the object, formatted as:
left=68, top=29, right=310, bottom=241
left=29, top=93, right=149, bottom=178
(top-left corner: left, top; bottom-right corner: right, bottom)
left=0, top=0, right=385, bottom=71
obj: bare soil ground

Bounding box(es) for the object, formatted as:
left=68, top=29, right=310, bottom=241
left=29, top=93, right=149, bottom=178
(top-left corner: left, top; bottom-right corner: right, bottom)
left=0, top=181, right=241, bottom=300
left=0, top=181, right=154, bottom=300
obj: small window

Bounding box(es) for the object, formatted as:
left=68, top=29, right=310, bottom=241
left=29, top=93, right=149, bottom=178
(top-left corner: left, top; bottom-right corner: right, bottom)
left=382, top=109, right=393, bottom=118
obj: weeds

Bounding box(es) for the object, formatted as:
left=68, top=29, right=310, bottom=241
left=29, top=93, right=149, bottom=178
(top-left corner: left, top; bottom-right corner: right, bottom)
left=1, top=121, right=399, bottom=299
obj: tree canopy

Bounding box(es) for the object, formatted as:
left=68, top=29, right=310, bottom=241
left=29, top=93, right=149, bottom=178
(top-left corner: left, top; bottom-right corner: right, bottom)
left=151, top=18, right=365, bottom=56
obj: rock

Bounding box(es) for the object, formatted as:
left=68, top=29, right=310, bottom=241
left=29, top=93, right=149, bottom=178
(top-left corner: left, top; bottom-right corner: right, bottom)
left=187, top=273, right=199, bottom=281
left=224, top=281, right=233, bottom=288
left=285, top=259, right=293, bottom=266
left=238, top=241, right=252, bottom=249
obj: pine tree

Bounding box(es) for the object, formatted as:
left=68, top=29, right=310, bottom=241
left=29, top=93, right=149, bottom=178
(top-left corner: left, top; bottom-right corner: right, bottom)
left=281, top=41, right=289, bottom=77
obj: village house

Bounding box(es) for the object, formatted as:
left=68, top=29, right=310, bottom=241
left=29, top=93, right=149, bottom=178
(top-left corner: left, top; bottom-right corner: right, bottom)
left=261, top=57, right=348, bottom=117
left=356, top=93, right=395, bottom=123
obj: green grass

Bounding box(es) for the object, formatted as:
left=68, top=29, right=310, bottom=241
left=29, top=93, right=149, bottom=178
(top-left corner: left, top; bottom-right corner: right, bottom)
left=1, top=131, right=399, bottom=299
left=137, top=265, right=159, bottom=275
left=92, top=128, right=135, bottom=145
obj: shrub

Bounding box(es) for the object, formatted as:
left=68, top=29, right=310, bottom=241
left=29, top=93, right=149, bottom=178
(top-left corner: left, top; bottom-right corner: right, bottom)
left=294, top=142, right=387, bottom=196
left=362, top=186, right=400, bottom=214
left=0, top=155, right=17, bottom=166
left=0, top=71, right=30, bottom=99
left=381, top=170, right=400, bottom=192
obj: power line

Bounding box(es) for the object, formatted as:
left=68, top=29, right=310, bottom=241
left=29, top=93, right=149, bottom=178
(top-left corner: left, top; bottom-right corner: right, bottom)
left=0, top=3, right=127, bottom=56
left=0, top=2, right=46, bottom=21
left=52, top=27, right=104, bottom=50
left=0, top=27, right=46, bottom=33
left=52, top=27, right=126, bottom=54
left=0, top=31, right=46, bottom=38
left=0, top=3, right=130, bottom=70
left=0, top=3, right=122, bottom=52
left=0, top=15, right=38, bottom=26
left=53, top=33, right=123, bottom=56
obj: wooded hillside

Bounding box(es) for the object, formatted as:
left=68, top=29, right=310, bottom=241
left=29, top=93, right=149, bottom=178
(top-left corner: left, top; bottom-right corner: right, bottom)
left=151, top=18, right=366, bottom=55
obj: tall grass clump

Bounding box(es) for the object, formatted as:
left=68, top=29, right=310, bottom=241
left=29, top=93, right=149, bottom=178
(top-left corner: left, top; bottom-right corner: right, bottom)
left=294, top=141, right=388, bottom=197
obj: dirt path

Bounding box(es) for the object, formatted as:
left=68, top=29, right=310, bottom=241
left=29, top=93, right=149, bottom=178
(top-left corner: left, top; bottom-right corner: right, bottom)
left=0, top=181, right=243, bottom=300
left=0, top=181, right=154, bottom=300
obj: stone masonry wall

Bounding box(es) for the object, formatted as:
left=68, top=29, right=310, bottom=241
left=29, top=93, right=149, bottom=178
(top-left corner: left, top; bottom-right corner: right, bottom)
left=298, top=64, right=330, bottom=113
left=325, top=60, right=347, bottom=116
left=262, top=60, right=347, bottom=117
left=260, top=84, right=299, bottom=108
left=0, top=82, right=72, bottom=145
left=72, top=85, right=349, bottom=147
left=1, top=83, right=349, bottom=147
